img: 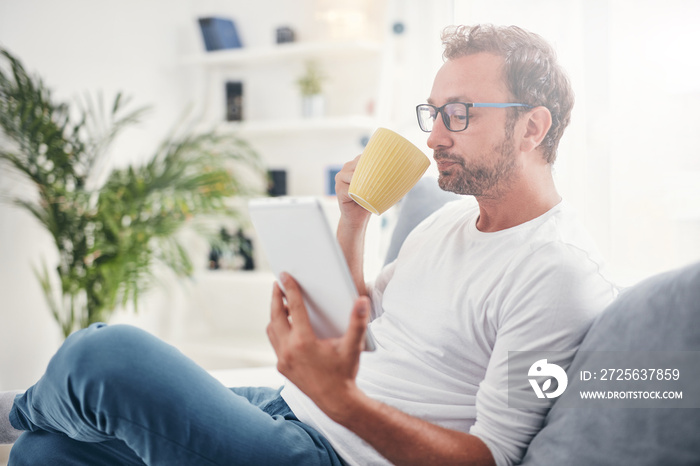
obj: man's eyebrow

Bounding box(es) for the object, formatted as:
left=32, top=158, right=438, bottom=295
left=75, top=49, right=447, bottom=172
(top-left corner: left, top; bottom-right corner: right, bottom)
left=425, top=96, right=471, bottom=105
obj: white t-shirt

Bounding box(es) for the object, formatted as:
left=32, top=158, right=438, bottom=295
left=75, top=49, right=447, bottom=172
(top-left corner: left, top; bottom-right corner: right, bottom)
left=282, top=197, right=617, bottom=466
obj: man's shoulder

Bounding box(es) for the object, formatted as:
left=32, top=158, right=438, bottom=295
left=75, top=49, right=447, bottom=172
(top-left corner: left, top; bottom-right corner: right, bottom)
left=495, top=203, right=617, bottom=313
left=527, top=202, right=606, bottom=272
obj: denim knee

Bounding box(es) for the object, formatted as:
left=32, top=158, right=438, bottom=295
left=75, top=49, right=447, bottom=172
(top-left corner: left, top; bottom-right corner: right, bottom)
left=8, top=433, right=31, bottom=466
left=8, top=432, right=61, bottom=466
left=48, top=323, right=167, bottom=394
left=9, top=431, right=146, bottom=466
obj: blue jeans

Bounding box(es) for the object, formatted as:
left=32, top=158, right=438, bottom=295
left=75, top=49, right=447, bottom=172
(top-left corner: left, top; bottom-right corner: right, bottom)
left=8, top=323, right=343, bottom=465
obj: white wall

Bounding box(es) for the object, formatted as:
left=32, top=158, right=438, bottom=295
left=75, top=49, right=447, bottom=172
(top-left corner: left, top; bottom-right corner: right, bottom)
left=607, top=0, right=700, bottom=281
left=453, top=0, right=700, bottom=284
left=0, top=0, right=199, bottom=390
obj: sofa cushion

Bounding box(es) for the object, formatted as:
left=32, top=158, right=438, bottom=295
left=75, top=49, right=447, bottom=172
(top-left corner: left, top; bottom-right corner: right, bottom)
left=520, top=261, right=700, bottom=465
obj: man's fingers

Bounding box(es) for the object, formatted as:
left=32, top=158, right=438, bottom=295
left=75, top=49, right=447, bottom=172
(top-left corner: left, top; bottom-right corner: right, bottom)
left=279, top=272, right=315, bottom=339
left=268, top=281, right=290, bottom=345
left=273, top=272, right=369, bottom=367
left=343, top=296, right=370, bottom=354
left=335, top=155, right=361, bottom=190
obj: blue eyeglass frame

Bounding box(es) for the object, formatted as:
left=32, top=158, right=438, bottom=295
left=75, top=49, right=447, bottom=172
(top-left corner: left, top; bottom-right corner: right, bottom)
left=416, top=102, right=534, bottom=132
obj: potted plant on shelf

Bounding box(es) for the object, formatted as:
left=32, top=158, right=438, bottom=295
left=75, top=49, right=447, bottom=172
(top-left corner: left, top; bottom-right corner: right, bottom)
left=296, top=60, right=326, bottom=118
left=0, top=47, right=265, bottom=338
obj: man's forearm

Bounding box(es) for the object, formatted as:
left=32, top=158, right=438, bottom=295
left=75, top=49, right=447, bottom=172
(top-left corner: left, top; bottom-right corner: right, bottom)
left=337, top=215, right=370, bottom=296
left=324, top=385, right=496, bottom=466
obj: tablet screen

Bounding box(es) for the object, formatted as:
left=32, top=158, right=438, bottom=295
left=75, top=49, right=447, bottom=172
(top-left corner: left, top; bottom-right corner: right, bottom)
left=249, top=197, right=375, bottom=350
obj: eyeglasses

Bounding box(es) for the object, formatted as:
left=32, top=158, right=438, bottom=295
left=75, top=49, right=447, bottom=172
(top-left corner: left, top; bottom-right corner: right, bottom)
left=416, top=102, right=533, bottom=132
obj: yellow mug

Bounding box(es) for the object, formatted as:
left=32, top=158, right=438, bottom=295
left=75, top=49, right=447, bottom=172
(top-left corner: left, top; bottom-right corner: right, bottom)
left=349, top=128, right=430, bottom=215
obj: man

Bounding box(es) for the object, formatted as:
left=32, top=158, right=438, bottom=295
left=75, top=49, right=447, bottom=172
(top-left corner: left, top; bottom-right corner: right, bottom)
left=268, top=24, right=616, bottom=465
left=2, top=25, right=616, bottom=465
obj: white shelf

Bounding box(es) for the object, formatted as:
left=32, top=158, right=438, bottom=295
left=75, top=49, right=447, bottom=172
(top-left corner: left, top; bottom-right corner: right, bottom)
left=183, top=41, right=382, bottom=68
left=211, top=115, right=378, bottom=137
left=194, top=269, right=275, bottom=282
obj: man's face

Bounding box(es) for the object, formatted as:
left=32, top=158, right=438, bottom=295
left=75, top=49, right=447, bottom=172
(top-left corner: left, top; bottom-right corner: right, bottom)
left=427, top=53, right=520, bottom=198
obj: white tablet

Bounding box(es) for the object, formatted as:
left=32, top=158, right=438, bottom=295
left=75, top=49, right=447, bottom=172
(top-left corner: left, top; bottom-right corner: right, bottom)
left=248, top=196, right=375, bottom=351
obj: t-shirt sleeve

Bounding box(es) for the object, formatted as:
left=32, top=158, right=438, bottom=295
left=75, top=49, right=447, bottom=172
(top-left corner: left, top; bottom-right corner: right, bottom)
left=469, top=243, right=617, bottom=466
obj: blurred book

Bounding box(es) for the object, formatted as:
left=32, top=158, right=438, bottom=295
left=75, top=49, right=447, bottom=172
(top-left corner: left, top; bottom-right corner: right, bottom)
left=226, top=81, right=244, bottom=121
left=198, top=17, right=242, bottom=51
left=267, top=169, right=287, bottom=197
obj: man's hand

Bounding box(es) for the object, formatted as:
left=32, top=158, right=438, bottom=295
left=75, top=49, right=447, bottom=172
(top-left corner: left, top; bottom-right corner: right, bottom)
left=266, top=273, right=495, bottom=466
left=335, top=155, right=371, bottom=230
left=267, top=272, right=371, bottom=418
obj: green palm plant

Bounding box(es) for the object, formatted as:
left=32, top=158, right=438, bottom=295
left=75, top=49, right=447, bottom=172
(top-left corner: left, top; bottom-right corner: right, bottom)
left=0, top=47, right=264, bottom=338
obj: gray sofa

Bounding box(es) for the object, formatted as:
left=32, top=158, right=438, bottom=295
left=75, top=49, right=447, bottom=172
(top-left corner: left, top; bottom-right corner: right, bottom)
left=520, top=260, right=700, bottom=465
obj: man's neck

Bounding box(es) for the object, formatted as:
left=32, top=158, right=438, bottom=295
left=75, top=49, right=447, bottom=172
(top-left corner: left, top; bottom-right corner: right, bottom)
left=474, top=169, right=561, bottom=232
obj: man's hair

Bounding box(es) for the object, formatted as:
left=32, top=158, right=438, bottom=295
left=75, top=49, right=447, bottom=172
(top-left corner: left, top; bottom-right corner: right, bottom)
left=441, top=24, right=574, bottom=164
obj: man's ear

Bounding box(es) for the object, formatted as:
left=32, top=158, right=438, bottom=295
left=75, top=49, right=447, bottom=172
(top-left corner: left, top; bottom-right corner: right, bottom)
left=520, top=106, right=552, bottom=153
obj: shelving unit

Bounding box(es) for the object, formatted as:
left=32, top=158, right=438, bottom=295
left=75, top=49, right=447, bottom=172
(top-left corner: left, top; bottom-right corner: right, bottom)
left=182, top=40, right=382, bottom=67
left=186, top=38, right=387, bottom=195
left=187, top=40, right=384, bottom=127
left=213, top=115, right=378, bottom=138
left=175, top=37, right=390, bottom=371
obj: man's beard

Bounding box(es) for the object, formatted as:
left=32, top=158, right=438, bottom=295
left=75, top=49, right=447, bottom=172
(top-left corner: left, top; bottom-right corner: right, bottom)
left=436, top=124, right=518, bottom=199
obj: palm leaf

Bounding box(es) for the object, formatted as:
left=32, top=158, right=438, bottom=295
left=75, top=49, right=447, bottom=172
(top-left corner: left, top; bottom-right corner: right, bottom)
left=1, top=46, right=264, bottom=337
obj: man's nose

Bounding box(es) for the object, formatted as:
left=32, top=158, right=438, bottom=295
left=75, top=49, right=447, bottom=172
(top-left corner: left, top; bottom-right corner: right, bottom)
left=427, top=113, right=453, bottom=150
